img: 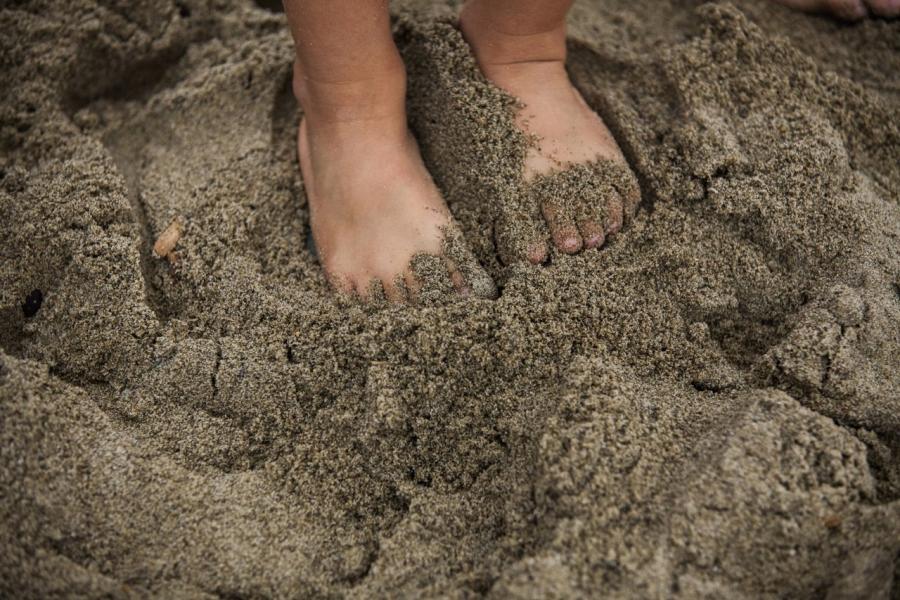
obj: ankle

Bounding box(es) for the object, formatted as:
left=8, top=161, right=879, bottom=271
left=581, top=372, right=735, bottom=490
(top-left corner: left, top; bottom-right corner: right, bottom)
left=293, top=58, right=409, bottom=128
left=301, top=113, right=411, bottom=160
left=459, top=3, right=567, bottom=67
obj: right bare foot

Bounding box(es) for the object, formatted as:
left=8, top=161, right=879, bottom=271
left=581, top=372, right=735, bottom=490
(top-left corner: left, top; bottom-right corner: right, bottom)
left=773, top=0, right=899, bottom=19
left=295, top=65, right=493, bottom=302
left=460, top=2, right=641, bottom=265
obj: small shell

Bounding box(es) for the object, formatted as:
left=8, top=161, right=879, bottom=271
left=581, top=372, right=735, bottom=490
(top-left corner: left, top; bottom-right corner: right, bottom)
left=153, top=218, right=183, bottom=258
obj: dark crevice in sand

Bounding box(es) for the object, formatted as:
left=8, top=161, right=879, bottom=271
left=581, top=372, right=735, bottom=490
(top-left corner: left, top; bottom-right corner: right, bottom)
left=100, top=132, right=173, bottom=325
left=689, top=379, right=729, bottom=393
left=253, top=0, right=284, bottom=14
left=270, top=71, right=300, bottom=162
left=0, top=307, right=26, bottom=358
left=63, top=38, right=191, bottom=116
left=344, top=538, right=379, bottom=587
left=893, top=549, right=900, bottom=598
left=211, top=341, right=222, bottom=408
left=47, top=364, right=110, bottom=391
left=858, top=430, right=900, bottom=503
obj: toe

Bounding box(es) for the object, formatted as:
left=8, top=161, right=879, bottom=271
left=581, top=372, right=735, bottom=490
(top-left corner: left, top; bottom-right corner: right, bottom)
left=865, top=0, right=900, bottom=16
left=326, top=269, right=356, bottom=298
left=362, top=278, right=389, bottom=304
left=403, top=268, right=422, bottom=304
left=407, top=254, right=456, bottom=305
left=578, top=220, right=605, bottom=249
left=827, top=0, right=868, bottom=19
left=542, top=202, right=583, bottom=254
left=439, top=222, right=498, bottom=298
left=444, top=257, right=471, bottom=296
left=495, top=209, right=548, bottom=265
left=620, top=176, right=641, bottom=224
left=526, top=241, right=549, bottom=264
left=605, top=194, right=625, bottom=236
left=382, top=276, right=408, bottom=304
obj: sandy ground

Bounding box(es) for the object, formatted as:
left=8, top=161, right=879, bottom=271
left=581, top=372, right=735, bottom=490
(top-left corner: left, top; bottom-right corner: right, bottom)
left=1, top=0, right=899, bottom=597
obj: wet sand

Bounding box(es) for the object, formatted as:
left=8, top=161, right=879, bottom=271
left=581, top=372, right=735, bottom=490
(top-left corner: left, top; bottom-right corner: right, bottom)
left=1, top=0, right=899, bottom=597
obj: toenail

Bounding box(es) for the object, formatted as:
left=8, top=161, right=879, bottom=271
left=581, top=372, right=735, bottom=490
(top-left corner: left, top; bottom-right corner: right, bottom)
left=561, top=237, right=581, bottom=253
left=527, top=242, right=548, bottom=264
left=584, top=233, right=604, bottom=248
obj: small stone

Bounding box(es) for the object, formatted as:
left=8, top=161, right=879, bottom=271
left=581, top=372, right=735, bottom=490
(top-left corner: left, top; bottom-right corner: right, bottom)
left=21, top=289, right=43, bottom=318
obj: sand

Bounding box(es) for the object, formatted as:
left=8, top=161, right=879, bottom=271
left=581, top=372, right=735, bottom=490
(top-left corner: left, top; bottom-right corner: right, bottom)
left=1, top=0, right=899, bottom=597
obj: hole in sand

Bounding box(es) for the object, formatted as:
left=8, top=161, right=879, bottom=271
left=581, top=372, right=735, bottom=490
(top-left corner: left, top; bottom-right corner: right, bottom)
left=253, top=0, right=284, bottom=13
left=21, top=289, right=43, bottom=318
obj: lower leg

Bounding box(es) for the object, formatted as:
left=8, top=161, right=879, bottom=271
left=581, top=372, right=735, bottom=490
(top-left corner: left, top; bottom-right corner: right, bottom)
left=459, top=0, right=572, bottom=66
left=284, top=0, right=406, bottom=129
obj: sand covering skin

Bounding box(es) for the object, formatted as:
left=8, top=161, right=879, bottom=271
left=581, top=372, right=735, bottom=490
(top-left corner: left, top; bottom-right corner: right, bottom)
left=1, top=0, right=900, bottom=597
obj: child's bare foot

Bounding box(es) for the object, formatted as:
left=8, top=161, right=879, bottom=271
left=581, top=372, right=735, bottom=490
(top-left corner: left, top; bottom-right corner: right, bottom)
left=295, top=64, right=492, bottom=302
left=460, top=2, right=641, bottom=264
left=773, top=0, right=899, bottom=19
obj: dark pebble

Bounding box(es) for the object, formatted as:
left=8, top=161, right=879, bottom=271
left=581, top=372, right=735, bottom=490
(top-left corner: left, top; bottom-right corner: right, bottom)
left=22, top=289, right=43, bottom=318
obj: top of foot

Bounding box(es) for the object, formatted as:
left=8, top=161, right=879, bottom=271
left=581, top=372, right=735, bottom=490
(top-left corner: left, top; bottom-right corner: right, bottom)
left=299, top=116, right=495, bottom=303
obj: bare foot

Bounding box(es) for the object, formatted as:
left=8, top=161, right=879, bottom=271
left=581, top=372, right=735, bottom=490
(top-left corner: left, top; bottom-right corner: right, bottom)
left=296, top=64, right=493, bottom=302
left=460, top=2, right=641, bottom=264
left=773, top=0, right=899, bottom=19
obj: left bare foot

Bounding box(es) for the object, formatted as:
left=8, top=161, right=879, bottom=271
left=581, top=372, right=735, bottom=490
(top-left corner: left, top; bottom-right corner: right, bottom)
left=460, top=1, right=641, bottom=264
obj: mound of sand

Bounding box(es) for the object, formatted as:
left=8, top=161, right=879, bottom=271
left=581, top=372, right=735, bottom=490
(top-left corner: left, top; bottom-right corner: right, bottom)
left=1, top=0, right=899, bottom=597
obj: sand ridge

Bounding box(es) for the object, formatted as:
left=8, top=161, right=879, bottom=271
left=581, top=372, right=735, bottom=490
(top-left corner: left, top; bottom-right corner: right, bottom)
left=2, top=0, right=899, bottom=597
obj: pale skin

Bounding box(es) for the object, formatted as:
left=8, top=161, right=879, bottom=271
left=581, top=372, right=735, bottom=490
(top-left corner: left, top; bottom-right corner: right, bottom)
left=282, top=0, right=898, bottom=301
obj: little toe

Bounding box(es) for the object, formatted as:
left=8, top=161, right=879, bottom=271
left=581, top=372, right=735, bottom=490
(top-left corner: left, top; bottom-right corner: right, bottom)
left=527, top=241, right=549, bottom=264
left=578, top=220, right=605, bottom=249
left=620, top=177, right=642, bottom=224
left=444, top=257, right=471, bottom=297
left=439, top=224, right=498, bottom=298
left=605, top=194, right=625, bottom=236
left=542, top=202, right=583, bottom=254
